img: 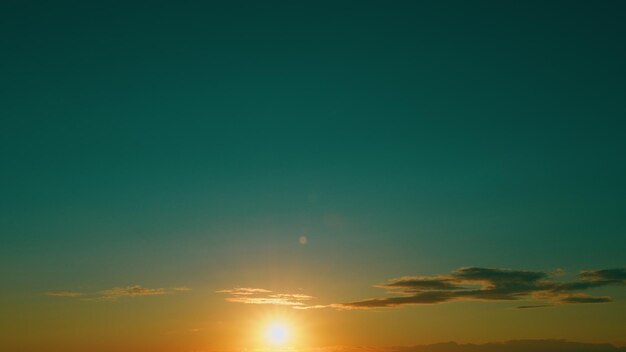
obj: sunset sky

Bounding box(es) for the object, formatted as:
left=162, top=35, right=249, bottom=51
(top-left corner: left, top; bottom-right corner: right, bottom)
left=1, top=1, right=626, bottom=352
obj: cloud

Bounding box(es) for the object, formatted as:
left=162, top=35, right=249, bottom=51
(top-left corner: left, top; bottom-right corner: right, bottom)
left=216, top=267, right=626, bottom=311
left=293, top=304, right=334, bottom=310
left=46, top=285, right=191, bottom=301
left=338, top=267, right=626, bottom=309
left=215, top=288, right=272, bottom=295
left=45, top=291, right=83, bottom=297
left=225, top=296, right=310, bottom=306
left=559, top=294, right=612, bottom=304
left=381, top=276, right=464, bottom=291
left=555, top=269, right=626, bottom=292
left=516, top=304, right=553, bottom=309
left=172, top=287, right=193, bottom=292
left=217, top=288, right=314, bottom=306
left=580, top=268, right=626, bottom=283
left=99, top=285, right=166, bottom=300
left=340, top=291, right=456, bottom=308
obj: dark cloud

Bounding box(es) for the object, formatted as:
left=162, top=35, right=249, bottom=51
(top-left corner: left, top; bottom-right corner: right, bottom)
left=554, top=269, right=626, bottom=292
left=580, top=269, right=626, bottom=283
left=339, top=291, right=455, bottom=308
left=381, top=277, right=464, bottom=291
left=554, top=281, right=603, bottom=291
left=452, top=267, right=549, bottom=284
left=559, top=294, right=612, bottom=304
left=339, top=267, right=626, bottom=309
left=516, top=304, right=553, bottom=309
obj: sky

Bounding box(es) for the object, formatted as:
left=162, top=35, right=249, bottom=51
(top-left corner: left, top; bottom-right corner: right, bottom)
left=1, top=1, right=626, bottom=352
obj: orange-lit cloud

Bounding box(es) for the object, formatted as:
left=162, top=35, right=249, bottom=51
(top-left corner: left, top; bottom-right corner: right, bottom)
left=216, top=288, right=272, bottom=295
left=217, top=288, right=314, bottom=306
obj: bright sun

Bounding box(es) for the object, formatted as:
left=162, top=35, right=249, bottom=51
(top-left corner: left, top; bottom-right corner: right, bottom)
left=266, top=323, right=289, bottom=344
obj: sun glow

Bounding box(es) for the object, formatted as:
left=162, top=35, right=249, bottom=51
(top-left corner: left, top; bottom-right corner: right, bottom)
left=265, top=322, right=289, bottom=345
left=255, top=311, right=306, bottom=348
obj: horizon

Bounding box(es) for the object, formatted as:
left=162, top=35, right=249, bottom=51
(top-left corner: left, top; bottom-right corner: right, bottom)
left=1, top=1, right=625, bottom=351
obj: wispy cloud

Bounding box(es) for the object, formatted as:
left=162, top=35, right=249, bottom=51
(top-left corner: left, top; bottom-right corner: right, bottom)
left=337, top=267, right=626, bottom=309
left=217, top=288, right=314, bottom=306
left=216, top=288, right=272, bottom=295
left=516, top=304, right=554, bottom=309
left=98, top=285, right=167, bottom=300
left=172, top=287, right=192, bottom=292
left=45, top=285, right=191, bottom=301
left=559, top=294, right=612, bottom=304
left=45, top=291, right=83, bottom=297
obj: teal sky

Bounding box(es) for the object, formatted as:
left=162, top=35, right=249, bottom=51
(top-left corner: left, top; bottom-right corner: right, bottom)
left=1, top=1, right=626, bottom=350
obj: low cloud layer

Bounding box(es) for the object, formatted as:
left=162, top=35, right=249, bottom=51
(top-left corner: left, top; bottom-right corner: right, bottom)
left=217, top=267, right=626, bottom=310
left=46, top=285, right=191, bottom=301
left=392, top=340, right=626, bottom=352
left=303, top=340, right=626, bottom=352
left=338, top=267, right=625, bottom=309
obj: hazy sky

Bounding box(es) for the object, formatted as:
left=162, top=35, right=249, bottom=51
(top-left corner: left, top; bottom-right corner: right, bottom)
left=1, top=1, right=625, bottom=352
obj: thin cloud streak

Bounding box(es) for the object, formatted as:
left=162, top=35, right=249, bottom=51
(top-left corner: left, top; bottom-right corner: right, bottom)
left=215, top=288, right=272, bottom=295
left=217, top=288, right=314, bottom=306
left=45, top=291, right=83, bottom=297
left=46, top=285, right=191, bottom=301
left=516, top=304, right=554, bottom=309
left=98, top=285, right=166, bottom=300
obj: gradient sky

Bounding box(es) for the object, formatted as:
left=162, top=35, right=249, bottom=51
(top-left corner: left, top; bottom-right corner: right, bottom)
left=1, top=1, right=626, bottom=352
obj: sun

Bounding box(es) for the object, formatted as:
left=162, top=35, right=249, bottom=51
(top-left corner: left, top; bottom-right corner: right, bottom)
left=265, top=322, right=289, bottom=345
left=255, top=312, right=304, bottom=348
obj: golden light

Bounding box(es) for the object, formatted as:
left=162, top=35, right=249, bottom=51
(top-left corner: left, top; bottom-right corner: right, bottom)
left=252, top=309, right=308, bottom=349
left=265, top=322, right=289, bottom=344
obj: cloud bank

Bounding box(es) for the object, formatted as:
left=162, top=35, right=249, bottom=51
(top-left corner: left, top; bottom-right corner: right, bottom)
left=338, top=267, right=625, bottom=309
left=217, top=267, right=626, bottom=310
